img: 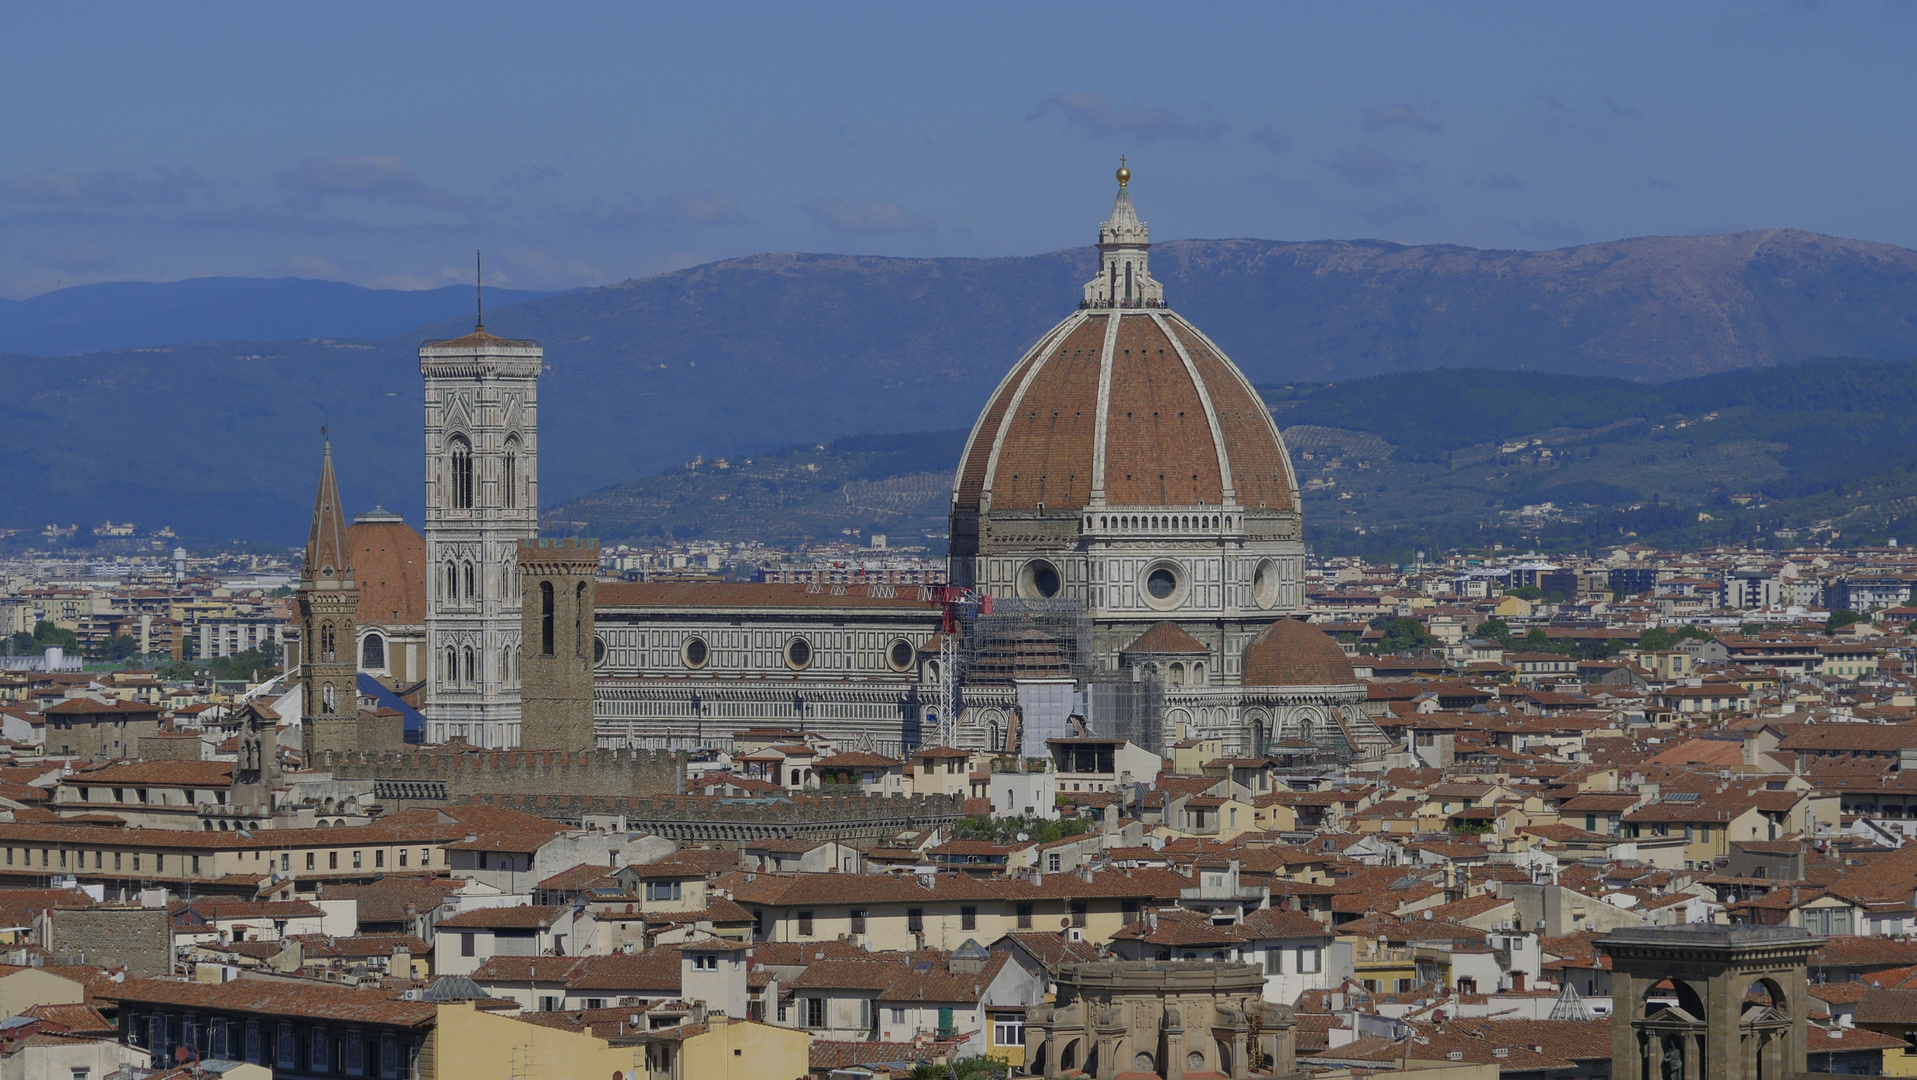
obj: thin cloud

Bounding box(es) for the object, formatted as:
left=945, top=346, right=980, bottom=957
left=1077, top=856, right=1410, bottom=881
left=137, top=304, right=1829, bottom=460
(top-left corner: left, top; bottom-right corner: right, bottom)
left=1363, top=104, right=1440, bottom=131
left=276, top=153, right=476, bottom=209
left=1545, top=95, right=1570, bottom=112
left=1356, top=193, right=1438, bottom=226
left=666, top=189, right=743, bottom=225
left=22, top=243, right=119, bottom=271
left=576, top=189, right=744, bottom=228
left=1605, top=96, right=1642, bottom=121
left=1323, top=146, right=1405, bottom=187
left=1249, top=124, right=1291, bottom=155
left=1470, top=172, right=1523, bottom=192
left=0, top=166, right=208, bottom=207
left=274, top=254, right=352, bottom=281
left=801, top=199, right=933, bottom=234
left=1509, top=219, right=1586, bottom=248
left=1033, top=93, right=1222, bottom=141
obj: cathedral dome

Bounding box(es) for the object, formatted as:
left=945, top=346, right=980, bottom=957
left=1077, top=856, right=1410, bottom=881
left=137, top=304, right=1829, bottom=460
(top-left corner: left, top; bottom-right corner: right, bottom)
left=1241, top=617, right=1357, bottom=687
left=951, top=171, right=1297, bottom=517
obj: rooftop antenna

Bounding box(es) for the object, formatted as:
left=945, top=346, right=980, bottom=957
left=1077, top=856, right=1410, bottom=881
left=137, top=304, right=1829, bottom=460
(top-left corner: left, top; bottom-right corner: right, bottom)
left=475, top=250, right=484, bottom=331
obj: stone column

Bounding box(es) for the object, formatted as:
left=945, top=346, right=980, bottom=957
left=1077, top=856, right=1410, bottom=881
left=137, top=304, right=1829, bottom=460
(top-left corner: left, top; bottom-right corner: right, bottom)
left=1705, top=972, right=1740, bottom=1080
left=1614, top=972, right=1642, bottom=1080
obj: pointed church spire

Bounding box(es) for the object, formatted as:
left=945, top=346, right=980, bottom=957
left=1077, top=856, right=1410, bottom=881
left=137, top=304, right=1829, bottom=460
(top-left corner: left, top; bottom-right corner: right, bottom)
left=1082, top=157, right=1163, bottom=309
left=304, top=430, right=352, bottom=585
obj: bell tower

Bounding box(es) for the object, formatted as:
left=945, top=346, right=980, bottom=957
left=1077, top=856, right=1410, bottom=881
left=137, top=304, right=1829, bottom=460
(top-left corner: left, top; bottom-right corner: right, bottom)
left=298, top=434, right=361, bottom=759
left=518, top=537, right=598, bottom=752
left=420, top=276, right=541, bottom=749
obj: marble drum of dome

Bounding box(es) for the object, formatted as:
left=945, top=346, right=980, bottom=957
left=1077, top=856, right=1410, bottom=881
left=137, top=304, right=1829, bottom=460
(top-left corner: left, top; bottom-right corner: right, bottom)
left=949, top=166, right=1307, bottom=680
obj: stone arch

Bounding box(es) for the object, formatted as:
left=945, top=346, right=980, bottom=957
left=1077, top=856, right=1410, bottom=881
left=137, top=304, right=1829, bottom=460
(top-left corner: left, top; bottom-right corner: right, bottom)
left=1059, top=1037, right=1080, bottom=1073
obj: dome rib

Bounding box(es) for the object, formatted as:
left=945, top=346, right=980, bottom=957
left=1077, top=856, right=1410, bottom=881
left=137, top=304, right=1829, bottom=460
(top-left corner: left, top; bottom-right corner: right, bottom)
left=953, top=309, right=1297, bottom=516
left=1150, top=311, right=1237, bottom=506
left=1170, top=314, right=1300, bottom=513
left=953, top=313, right=1083, bottom=512
left=983, top=314, right=1102, bottom=512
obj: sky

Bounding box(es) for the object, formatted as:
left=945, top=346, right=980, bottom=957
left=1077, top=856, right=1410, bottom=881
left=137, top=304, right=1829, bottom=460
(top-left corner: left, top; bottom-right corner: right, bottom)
left=2, top=1, right=1915, bottom=299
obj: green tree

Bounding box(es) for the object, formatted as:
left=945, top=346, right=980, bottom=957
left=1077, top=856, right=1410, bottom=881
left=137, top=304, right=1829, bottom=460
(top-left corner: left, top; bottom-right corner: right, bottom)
left=97, top=635, right=141, bottom=661
left=1476, top=617, right=1515, bottom=648
left=1376, top=616, right=1436, bottom=654
left=912, top=1058, right=1007, bottom=1080
left=31, top=621, right=78, bottom=650
left=1827, top=609, right=1869, bottom=634
left=1638, top=627, right=1674, bottom=652
left=951, top=814, right=1090, bottom=845
left=1509, top=585, right=1543, bottom=600
left=2, top=631, right=33, bottom=656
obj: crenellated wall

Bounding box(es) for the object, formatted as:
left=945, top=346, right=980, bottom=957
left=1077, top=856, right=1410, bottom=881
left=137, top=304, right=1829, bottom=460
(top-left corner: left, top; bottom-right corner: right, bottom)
left=319, top=746, right=683, bottom=806
left=460, top=790, right=966, bottom=844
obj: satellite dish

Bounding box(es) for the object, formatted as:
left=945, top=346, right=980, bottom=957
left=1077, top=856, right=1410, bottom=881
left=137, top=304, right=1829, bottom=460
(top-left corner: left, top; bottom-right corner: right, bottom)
left=1016, top=833, right=1030, bottom=842
left=1061, top=917, right=1071, bottom=929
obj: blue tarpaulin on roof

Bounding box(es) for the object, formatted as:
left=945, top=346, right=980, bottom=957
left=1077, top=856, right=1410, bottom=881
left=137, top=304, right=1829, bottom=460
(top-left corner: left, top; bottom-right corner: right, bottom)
left=357, top=673, right=424, bottom=743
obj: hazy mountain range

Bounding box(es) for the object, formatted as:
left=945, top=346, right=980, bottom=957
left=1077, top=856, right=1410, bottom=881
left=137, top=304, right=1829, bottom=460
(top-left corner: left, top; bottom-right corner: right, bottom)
left=0, top=277, right=560, bottom=357
left=6, top=227, right=1917, bottom=546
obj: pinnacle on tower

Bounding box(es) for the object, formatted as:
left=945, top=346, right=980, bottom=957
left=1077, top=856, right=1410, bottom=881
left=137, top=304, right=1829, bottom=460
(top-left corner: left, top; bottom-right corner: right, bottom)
left=1083, top=159, right=1164, bottom=309
left=304, top=432, right=352, bottom=585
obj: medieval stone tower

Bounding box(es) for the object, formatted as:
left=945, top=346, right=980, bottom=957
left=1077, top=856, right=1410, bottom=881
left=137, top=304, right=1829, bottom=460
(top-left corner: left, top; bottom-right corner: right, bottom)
left=299, top=436, right=361, bottom=759
left=421, top=319, right=541, bottom=748
left=518, top=538, right=598, bottom=752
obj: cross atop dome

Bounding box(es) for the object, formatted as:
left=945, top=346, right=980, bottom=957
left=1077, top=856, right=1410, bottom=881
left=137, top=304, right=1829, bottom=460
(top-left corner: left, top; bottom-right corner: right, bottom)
left=1083, top=158, right=1164, bottom=309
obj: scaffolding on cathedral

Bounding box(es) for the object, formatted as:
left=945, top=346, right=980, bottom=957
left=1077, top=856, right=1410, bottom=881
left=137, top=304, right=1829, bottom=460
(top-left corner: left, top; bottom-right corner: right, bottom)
left=930, top=596, right=1096, bottom=748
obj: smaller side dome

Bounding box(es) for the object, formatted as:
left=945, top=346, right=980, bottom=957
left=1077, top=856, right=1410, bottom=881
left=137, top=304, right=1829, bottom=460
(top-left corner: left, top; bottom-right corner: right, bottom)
left=1121, top=621, right=1210, bottom=657
left=1242, top=617, right=1357, bottom=687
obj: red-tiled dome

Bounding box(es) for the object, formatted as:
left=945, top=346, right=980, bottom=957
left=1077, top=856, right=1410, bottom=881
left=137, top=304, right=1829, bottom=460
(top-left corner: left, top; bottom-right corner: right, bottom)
left=952, top=309, right=1296, bottom=515
left=952, top=170, right=1297, bottom=519
left=1241, top=618, right=1358, bottom=687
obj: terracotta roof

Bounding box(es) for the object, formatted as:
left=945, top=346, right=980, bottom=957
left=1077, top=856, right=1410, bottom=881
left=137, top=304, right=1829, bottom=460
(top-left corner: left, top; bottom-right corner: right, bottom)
left=347, top=516, right=427, bottom=626
left=954, top=307, right=1295, bottom=513
left=42, top=698, right=161, bottom=717
left=98, top=976, right=435, bottom=1027
left=435, top=905, right=566, bottom=929
left=564, top=949, right=682, bottom=992
left=68, top=760, right=232, bottom=787
left=596, top=581, right=939, bottom=611
left=1241, top=618, right=1357, bottom=687
left=1122, top=621, right=1211, bottom=656
left=470, top=956, right=581, bottom=983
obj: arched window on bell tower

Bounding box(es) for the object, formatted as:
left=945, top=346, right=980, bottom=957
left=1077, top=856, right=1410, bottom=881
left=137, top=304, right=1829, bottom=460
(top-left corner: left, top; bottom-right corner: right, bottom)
left=449, top=435, right=473, bottom=510
left=540, top=581, right=555, bottom=656
left=503, top=436, right=521, bottom=509
left=320, top=623, right=336, bottom=663
left=575, top=582, right=586, bottom=656
left=321, top=683, right=336, bottom=713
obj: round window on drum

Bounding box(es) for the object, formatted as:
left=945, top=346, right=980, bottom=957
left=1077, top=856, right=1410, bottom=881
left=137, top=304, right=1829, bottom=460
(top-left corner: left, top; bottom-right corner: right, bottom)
left=1252, top=558, right=1281, bottom=610
left=682, top=636, right=709, bottom=669
left=887, top=639, right=915, bottom=672
left=1018, top=559, right=1062, bottom=599
left=785, top=637, right=813, bottom=671
left=1140, top=561, right=1186, bottom=611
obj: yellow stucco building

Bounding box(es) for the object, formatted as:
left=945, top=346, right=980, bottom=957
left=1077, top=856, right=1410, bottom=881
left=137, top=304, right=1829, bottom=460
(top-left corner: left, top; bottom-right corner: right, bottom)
left=426, top=1001, right=811, bottom=1080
